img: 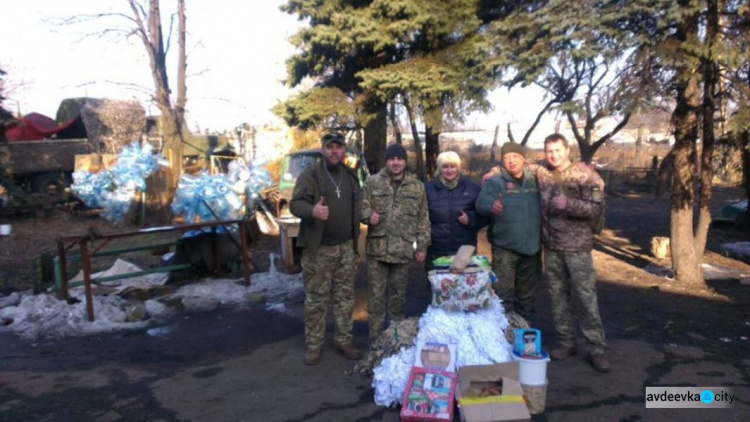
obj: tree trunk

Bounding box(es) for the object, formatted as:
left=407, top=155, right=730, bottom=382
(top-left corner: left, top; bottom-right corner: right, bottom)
left=656, top=151, right=674, bottom=198
left=363, top=99, right=387, bottom=174
left=389, top=100, right=402, bottom=145
left=403, top=95, right=424, bottom=180
left=490, top=125, right=499, bottom=164
left=580, top=145, right=594, bottom=165
left=742, top=131, right=750, bottom=230
left=670, top=73, right=703, bottom=285
left=425, top=125, right=440, bottom=180
left=176, top=0, right=187, bottom=128
left=696, top=0, right=720, bottom=255
left=130, top=0, right=185, bottom=202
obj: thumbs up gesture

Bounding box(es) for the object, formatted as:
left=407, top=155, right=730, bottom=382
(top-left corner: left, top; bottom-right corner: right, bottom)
left=312, top=196, right=329, bottom=220
left=370, top=207, right=381, bottom=226
left=458, top=209, right=469, bottom=226
left=491, top=192, right=504, bottom=216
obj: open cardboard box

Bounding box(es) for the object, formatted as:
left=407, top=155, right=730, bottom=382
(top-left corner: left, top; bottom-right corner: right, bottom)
left=456, top=362, right=531, bottom=422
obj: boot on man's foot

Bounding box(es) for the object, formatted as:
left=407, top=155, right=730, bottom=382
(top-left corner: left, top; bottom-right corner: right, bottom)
left=336, top=343, right=362, bottom=360
left=549, top=344, right=577, bottom=361
left=588, top=353, right=612, bottom=373
left=303, top=348, right=322, bottom=365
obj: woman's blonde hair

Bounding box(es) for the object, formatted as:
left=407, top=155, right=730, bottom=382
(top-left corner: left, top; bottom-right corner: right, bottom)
left=435, top=151, right=462, bottom=178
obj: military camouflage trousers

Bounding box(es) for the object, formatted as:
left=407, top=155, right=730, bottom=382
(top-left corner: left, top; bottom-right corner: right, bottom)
left=368, top=258, right=410, bottom=342
left=545, top=249, right=606, bottom=354
left=301, top=241, right=358, bottom=350
left=491, top=246, right=541, bottom=319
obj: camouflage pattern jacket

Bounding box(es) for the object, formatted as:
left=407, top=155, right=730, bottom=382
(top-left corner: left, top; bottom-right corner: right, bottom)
left=537, top=162, right=605, bottom=252
left=361, top=169, right=431, bottom=263
left=289, top=161, right=362, bottom=256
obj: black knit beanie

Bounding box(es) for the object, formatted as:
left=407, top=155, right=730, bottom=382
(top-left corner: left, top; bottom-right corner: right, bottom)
left=385, top=143, right=408, bottom=161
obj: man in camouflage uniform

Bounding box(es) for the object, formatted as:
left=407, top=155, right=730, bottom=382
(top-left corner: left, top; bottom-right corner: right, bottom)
left=538, top=133, right=611, bottom=373
left=362, top=144, right=430, bottom=343
left=290, top=132, right=363, bottom=365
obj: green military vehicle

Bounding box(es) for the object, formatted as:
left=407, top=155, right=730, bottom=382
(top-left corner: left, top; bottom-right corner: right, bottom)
left=143, top=117, right=234, bottom=171
left=276, top=148, right=369, bottom=269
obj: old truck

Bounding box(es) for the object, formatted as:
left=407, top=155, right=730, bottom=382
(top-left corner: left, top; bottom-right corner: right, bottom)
left=276, top=148, right=369, bottom=269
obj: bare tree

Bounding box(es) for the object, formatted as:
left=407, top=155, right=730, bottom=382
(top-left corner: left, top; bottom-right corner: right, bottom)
left=127, top=0, right=186, bottom=198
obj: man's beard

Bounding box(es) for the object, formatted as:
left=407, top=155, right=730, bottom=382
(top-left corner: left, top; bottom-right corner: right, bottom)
left=324, top=155, right=342, bottom=169
left=386, top=166, right=404, bottom=178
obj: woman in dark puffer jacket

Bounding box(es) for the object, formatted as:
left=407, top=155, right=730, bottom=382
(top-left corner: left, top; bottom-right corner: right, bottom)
left=424, top=151, right=488, bottom=267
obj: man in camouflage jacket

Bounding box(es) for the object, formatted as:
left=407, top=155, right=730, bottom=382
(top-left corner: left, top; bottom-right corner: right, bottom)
left=538, top=133, right=611, bottom=373
left=361, top=144, right=430, bottom=342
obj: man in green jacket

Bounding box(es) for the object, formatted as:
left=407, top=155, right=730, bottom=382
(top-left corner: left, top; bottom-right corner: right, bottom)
left=289, top=132, right=362, bottom=365
left=476, top=142, right=541, bottom=319
left=361, top=144, right=430, bottom=342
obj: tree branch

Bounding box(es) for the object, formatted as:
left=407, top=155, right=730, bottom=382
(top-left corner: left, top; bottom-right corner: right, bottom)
left=592, top=113, right=631, bottom=149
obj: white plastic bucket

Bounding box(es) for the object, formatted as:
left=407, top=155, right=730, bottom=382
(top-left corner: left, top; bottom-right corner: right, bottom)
left=0, top=225, right=10, bottom=236
left=513, top=351, right=550, bottom=386
left=521, top=379, right=548, bottom=415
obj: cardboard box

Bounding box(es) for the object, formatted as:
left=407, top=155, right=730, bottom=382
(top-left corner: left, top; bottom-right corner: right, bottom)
left=456, top=362, right=531, bottom=422
left=401, top=367, right=457, bottom=421
left=74, top=153, right=118, bottom=172
left=414, top=339, right=458, bottom=373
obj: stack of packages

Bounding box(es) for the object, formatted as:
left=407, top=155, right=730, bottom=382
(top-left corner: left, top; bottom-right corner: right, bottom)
left=71, top=143, right=163, bottom=222
left=511, top=328, right=550, bottom=415
left=372, top=246, right=518, bottom=419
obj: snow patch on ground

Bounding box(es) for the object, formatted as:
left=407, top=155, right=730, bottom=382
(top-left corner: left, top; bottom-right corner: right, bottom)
left=0, top=255, right=303, bottom=340
left=0, top=291, right=148, bottom=340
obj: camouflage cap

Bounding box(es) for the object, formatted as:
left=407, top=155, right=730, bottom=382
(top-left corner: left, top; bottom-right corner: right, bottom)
left=321, top=132, right=345, bottom=146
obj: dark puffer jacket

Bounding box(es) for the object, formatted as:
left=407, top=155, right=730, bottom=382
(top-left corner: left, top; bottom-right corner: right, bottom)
left=424, top=177, right=487, bottom=257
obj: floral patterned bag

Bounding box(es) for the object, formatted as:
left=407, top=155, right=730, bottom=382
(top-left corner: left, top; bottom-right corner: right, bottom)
left=428, top=266, right=493, bottom=312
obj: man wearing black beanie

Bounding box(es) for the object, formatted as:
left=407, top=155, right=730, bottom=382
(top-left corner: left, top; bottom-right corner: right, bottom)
left=361, top=143, right=430, bottom=342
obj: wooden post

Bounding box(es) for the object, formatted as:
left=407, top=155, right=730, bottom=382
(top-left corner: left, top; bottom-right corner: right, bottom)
left=79, top=240, right=95, bottom=322
left=240, top=220, right=252, bottom=286
left=57, top=240, right=69, bottom=300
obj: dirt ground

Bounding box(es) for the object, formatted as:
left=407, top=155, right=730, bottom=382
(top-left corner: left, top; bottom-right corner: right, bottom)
left=0, top=184, right=749, bottom=421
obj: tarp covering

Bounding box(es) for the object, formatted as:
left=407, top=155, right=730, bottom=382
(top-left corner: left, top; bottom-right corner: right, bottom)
left=5, top=112, right=83, bottom=141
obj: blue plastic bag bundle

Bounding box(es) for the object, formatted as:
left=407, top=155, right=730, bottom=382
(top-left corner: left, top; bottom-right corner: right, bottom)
left=71, top=170, right=114, bottom=208
left=232, top=157, right=274, bottom=208
left=71, top=143, right=164, bottom=222
left=171, top=157, right=274, bottom=223
left=109, top=143, right=160, bottom=191
left=171, top=172, right=243, bottom=223
left=100, top=189, right=138, bottom=222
